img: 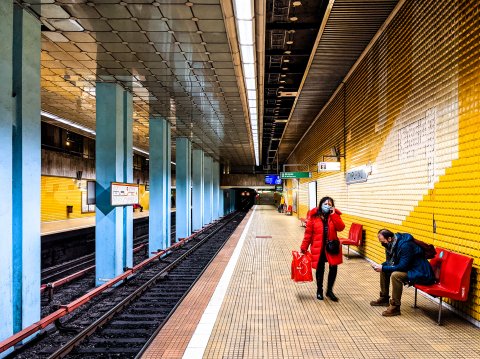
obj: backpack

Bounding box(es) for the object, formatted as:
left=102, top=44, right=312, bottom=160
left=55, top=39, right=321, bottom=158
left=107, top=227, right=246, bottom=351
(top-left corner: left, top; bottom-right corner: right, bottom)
left=412, top=238, right=436, bottom=259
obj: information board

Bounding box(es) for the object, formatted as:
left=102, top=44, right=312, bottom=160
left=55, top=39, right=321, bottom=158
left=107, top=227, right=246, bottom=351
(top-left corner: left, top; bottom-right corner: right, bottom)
left=111, top=182, right=139, bottom=206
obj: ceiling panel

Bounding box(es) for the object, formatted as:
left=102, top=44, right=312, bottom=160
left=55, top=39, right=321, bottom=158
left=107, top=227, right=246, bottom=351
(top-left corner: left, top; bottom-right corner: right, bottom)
left=276, top=0, right=398, bottom=164
left=22, top=0, right=254, bottom=166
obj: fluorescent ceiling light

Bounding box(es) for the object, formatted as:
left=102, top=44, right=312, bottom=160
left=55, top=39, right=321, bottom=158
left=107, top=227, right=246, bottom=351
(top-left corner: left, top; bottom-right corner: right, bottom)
left=42, top=111, right=178, bottom=165
left=237, top=20, right=253, bottom=45
left=243, top=63, right=256, bottom=79
left=41, top=111, right=96, bottom=135
left=233, top=0, right=253, bottom=20
left=245, top=78, right=255, bottom=90
left=240, top=44, right=254, bottom=64
left=248, top=99, right=256, bottom=108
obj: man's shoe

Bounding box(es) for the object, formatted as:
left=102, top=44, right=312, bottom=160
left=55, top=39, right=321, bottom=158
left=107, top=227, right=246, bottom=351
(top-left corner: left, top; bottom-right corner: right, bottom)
left=316, top=292, right=324, bottom=300
left=370, top=296, right=390, bottom=307
left=382, top=299, right=401, bottom=316
left=326, top=290, right=338, bottom=302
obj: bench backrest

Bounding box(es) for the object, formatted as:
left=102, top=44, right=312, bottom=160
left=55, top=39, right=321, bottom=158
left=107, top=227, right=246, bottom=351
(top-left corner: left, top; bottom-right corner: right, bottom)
left=434, top=248, right=473, bottom=301
left=348, top=223, right=363, bottom=245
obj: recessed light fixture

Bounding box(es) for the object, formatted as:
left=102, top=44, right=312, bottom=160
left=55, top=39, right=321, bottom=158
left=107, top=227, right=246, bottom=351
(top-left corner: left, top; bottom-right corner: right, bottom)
left=293, top=1, right=302, bottom=6
left=290, top=16, right=298, bottom=21
left=284, top=50, right=291, bottom=54
left=286, top=40, right=293, bottom=45
left=282, top=67, right=288, bottom=70
left=284, top=59, right=290, bottom=63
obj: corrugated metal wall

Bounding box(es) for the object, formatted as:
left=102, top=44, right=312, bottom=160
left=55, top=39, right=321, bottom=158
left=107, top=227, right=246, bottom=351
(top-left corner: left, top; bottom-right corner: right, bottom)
left=288, top=0, right=479, bottom=321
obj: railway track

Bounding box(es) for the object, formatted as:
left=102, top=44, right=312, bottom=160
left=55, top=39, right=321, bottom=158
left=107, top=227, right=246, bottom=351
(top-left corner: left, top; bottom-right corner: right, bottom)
left=9, top=211, right=245, bottom=359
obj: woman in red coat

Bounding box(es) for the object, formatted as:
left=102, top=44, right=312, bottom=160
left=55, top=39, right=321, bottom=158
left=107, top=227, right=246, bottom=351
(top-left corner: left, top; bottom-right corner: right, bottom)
left=300, top=196, right=345, bottom=301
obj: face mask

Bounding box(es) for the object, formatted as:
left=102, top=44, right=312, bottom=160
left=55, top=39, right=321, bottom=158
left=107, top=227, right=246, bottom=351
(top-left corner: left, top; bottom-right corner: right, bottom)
left=321, top=203, right=331, bottom=214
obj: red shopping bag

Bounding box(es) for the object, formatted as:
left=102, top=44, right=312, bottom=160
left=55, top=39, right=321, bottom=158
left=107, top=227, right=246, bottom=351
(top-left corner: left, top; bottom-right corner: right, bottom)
left=291, top=251, right=313, bottom=282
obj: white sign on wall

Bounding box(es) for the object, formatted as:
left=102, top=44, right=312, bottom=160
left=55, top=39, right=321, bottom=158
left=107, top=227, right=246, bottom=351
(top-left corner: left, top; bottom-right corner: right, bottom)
left=318, top=161, right=341, bottom=172
left=111, top=182, right=139, bottom=206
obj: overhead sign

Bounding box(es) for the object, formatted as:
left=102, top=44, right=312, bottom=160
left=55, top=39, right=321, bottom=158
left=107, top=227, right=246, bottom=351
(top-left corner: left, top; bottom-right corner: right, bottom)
left=318, top=161, right=341, bottom=172
left=111, top=182, right=139, bottom=206
left=275, top=185, right=283, bottom=192
left=280, top=172, right=311, bottom=179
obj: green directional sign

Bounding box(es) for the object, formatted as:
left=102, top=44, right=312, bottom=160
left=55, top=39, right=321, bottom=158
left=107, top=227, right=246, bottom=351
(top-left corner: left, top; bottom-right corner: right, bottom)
left=280, top=171, right=311, bottom=179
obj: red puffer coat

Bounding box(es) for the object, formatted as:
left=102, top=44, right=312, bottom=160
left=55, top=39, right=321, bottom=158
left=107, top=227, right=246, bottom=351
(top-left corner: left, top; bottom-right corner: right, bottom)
left=300, top=207, right=345, bottom=268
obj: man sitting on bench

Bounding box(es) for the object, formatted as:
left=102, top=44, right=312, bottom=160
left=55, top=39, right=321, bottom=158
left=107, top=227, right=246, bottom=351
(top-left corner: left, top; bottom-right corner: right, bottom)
left=370, top=229, right=435, bottom=317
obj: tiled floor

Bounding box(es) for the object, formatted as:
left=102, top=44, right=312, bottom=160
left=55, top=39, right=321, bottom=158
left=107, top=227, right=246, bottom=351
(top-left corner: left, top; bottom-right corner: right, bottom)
left=143, top=205, right=480, bottom=359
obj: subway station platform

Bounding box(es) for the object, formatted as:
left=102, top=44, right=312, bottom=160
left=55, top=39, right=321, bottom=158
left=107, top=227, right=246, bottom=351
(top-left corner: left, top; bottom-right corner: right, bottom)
left=142, top=205, right=480, bottom=359
left=40, top=210, right=181, bottom=236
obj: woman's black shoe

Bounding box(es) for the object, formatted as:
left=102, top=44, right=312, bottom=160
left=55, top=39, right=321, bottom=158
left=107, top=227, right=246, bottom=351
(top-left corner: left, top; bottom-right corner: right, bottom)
left=316, top=292, right=324, bottom=300
left=326, top=290, right=338, bottom=302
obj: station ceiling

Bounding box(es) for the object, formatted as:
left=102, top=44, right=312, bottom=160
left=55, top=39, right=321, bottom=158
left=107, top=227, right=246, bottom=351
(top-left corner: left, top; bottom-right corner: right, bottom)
left=20, top=0, right=398, bottom=169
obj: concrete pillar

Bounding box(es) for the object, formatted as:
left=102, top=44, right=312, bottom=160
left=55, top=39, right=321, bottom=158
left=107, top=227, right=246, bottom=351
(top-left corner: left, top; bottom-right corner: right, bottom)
left=123, top=92, right=133, bottom=268
left=149, top=118, right=171, bottom=254
left=0, top=1, right=14, bottom=347
left=176, top=137, right=191, bottom=241
left=95, top=83, right=133, bottom=286
left=203, top=156, right=213, bottom=224
left=219, top=189, right=224, bottom=217
left=7, top=4, right=42, bottom=340
left=192, top=149, right=204, bottom=231
left=212, top=161, right=219, bottom=220
left=230, top=189, right=236, bottom=213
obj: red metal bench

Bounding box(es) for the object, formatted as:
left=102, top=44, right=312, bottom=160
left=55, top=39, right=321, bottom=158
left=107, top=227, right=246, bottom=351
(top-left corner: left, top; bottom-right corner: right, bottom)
left=339, top=223, right=363, bottom=258
left=300, top=209, right=313, bottom=227
left=414, top=248, right=473, bottom=325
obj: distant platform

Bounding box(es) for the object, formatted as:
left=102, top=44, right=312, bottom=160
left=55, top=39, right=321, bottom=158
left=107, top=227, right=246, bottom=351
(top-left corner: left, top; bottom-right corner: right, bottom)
left=41, top=209, right=176, bottom=236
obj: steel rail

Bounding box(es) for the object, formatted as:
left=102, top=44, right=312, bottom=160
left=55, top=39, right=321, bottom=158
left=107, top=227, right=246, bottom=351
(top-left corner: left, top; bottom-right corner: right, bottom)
left=47, top=214, right=237, bottom=359
left=0, top=220, right=215, bottom=354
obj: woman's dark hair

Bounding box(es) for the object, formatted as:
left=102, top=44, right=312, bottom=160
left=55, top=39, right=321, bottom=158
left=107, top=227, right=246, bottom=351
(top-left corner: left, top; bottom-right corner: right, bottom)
left=378, top=229, right=394, bottom=239
left=318, top=196, right=335, bottom=208
left=315, top=196, right=334, bottom=217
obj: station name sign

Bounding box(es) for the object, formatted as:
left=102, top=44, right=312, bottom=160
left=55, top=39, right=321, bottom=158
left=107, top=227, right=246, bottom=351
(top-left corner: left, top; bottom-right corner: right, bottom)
left=346, top=168, right=369, bottom=184
left=280, top=172, right=311, bottom=179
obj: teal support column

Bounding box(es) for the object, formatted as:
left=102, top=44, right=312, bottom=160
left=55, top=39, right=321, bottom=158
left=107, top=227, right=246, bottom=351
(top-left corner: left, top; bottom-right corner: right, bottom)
left=95, top=83, right=133, bottom=286
left=10, top=4, right=41, bottom=338
left=176, top=137, right=191, bottom=241
left=123, top=92, right=133, bottom=268
left=0, top=1, right=14, bottom=347
left=192, top=149, right=204, bottom=231
left=149, top=118, right=171, bottom=254
left=219, top=189, right=224, bottom=217
left=212, top=161, right=219, bottom=221
left=203, top=156, right=213, bottom=225
left=230, top=189, right=236, bottom=213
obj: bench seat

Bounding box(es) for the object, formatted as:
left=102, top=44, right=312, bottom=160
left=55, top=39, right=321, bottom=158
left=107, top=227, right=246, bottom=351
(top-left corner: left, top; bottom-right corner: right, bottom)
left=339, top=223, right=363, bottom=258
left=413, top=248, right=473, bottom=325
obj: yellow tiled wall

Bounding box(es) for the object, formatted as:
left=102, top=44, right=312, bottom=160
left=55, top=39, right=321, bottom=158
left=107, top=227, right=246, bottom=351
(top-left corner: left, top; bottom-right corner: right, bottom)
left=289, top=0, right=480, bottom=321
left=42, top=176, right=150, bottom=222
left=41, top=176, right=94, bottom=222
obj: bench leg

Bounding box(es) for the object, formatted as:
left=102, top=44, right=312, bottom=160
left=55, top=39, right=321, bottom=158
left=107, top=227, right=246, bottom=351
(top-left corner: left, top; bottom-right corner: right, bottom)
left=437, top=297, right=443, bottom=326
left=346, top=245, right=350, bottom=259
left=413, top=288, right=418, bottom=308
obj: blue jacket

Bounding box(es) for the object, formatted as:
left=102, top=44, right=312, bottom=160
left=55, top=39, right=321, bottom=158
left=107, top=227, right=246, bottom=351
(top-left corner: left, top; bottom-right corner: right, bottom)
left=382, top=233, right=435, bottom=285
